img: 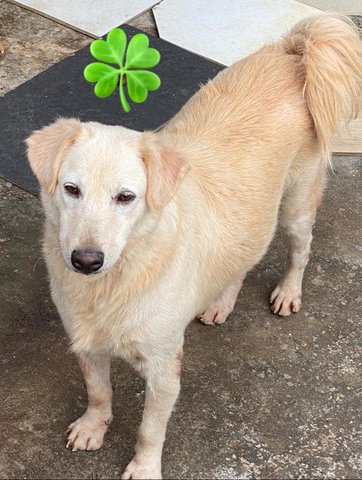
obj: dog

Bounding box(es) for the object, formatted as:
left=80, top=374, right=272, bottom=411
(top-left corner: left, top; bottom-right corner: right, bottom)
left=26, top=14, right=362, bottom=479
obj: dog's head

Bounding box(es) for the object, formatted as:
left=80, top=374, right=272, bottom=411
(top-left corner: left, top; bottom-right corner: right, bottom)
left=26, top=119, right=187, bottom=275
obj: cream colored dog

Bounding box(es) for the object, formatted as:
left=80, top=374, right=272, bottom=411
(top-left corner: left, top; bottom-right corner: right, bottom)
left=27, top=14, right=361, bottom=479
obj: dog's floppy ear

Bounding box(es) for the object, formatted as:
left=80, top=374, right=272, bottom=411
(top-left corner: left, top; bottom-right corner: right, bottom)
left=26, top=118, right=81, bottom=194
left=140, top=132, right=189, bottom=212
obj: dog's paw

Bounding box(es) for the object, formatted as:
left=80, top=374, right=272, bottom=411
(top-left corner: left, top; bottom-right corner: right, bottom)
left=198, top=303, right=229, bottom=325
left=270, top=285, right=301, bottom=316
left=121, top=457, right=161, bottom=479
left=66, top=411, right=112, bottom=451
left=198, top=281, right=241, bottom=325
left=198, top=299, right=234, bottom=325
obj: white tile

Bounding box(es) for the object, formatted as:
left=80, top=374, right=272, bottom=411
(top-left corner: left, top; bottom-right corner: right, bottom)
left=153, top=0, right=320, bottom=66
left=298, top=1, right=362, bottom=15
left=9, top=0, right=161, bottom=37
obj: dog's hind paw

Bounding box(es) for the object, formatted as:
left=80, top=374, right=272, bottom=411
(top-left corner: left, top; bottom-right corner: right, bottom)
left=198, top=278, right=243, bottom=325
left=66, top=410, right=112, bottom=451
left=270, top=285, right=301, bottom=316
left=198, top=302, right=231, bottom=325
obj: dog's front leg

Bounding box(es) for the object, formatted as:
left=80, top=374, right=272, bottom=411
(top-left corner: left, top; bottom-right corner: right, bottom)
left=66, top=352, right=113, bottom=451
left=122, top=348, right=183, bottom=480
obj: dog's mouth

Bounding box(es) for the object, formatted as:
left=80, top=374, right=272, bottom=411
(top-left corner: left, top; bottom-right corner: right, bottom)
left=71, top=267, right=103, bottom=276
left=67, top=262, right=110, bottom=280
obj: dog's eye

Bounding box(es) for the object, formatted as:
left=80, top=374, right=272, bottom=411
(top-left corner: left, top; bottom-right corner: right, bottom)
left=64, top=183, right=80, bottom=197
left=115, top=191, right=136, bottom=204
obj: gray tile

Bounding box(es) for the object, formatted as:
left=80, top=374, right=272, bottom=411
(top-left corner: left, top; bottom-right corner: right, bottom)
left=9, top=0, right=161, bottom=37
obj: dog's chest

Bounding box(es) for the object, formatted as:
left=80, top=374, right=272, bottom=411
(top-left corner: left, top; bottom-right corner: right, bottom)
left=69, top=294, right=149, bottom=356
left=62, top=276, right=184, bottom=368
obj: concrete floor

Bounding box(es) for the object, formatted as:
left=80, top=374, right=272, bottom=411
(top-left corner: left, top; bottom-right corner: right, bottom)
left=1, top=160, right=361, bottom=479
left=0, top=1, right=361, bottom=478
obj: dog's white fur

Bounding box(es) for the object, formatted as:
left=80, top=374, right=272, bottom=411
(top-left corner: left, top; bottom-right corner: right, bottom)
left=27, top=15, right=362, bottom=479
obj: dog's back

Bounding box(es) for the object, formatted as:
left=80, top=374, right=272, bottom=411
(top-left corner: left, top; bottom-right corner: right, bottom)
left=168, top=14, right=362, bottom=155
left=160, top=14, right=362, bottom=310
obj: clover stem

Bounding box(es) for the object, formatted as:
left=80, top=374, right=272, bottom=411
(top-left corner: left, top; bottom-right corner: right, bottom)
left=119, top=72, right=131, bottom=112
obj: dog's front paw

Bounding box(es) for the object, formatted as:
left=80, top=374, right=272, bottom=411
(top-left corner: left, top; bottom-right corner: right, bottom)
left=121, top=457, right=162, bottom=479
left=270, top=285, right=301, bottom=316
left=66, top=410, right=112, bottom=451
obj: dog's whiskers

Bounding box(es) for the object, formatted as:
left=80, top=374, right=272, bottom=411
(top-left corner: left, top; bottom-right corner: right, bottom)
left=32, top=247, right=59, bottom=272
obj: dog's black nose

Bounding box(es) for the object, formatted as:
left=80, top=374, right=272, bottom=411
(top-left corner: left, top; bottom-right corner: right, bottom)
left=71, top=249, right=104, bottom=274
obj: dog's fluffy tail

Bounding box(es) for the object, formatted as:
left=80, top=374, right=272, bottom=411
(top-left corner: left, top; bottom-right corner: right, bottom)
left=283, top=14, right=362, bottom=157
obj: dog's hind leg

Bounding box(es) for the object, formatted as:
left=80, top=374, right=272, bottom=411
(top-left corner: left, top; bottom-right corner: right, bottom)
left=66, top=352, right=113, bottom=451
left=198, top=276, right=244, bottom=325
left=270, top=153, right=326, bottom=316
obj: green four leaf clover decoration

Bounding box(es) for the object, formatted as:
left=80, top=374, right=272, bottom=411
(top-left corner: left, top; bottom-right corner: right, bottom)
left=84, top=28, right=161, bottom=112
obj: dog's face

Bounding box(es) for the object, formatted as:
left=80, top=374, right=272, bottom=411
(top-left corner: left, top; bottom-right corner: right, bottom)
left=27, top=119, right=187, bottom=275
left=53, top=123, right=147, bottom=274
